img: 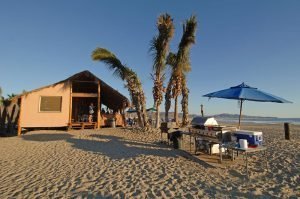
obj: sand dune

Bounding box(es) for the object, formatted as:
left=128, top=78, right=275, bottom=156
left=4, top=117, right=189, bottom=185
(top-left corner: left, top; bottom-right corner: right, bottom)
left=0, top=124, right=299, bottom=198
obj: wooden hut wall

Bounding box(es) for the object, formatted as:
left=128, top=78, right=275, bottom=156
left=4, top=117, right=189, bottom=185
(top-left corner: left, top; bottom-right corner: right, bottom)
left=20, top=83, right=70, bottom=128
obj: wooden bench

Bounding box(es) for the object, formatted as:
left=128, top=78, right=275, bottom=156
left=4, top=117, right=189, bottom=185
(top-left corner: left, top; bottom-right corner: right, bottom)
left=68, top=122, right=97, bottom=130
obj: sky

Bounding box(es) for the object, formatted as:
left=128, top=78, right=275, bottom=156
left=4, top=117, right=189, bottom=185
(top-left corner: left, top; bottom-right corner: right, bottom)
left=1, top=0, right=299, bottom=118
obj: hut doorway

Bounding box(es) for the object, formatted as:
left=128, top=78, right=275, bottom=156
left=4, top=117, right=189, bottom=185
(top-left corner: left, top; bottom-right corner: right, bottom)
left=69, top=80, right=100, bottom=129
left=72, top=97, right=98, bottom=123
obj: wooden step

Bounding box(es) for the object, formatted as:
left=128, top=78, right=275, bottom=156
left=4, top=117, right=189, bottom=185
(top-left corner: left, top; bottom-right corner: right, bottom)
left=68, top=122, right=97, bottom=130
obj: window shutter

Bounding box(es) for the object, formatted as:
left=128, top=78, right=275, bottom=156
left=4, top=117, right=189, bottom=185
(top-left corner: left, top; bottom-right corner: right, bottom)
left=40, top=96, right=62, bottom=112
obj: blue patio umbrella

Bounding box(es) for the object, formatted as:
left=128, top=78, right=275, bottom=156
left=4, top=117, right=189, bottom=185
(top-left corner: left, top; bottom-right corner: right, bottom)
left=147, top=106, right=157, bottom=127
left=146, top=107, right=157, bottom=112
left=203, top=83, right=292, bottom=128
left=126, top=108, right=137, bottom=113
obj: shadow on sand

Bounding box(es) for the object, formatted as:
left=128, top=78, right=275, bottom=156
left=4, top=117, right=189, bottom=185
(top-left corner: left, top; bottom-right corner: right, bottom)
left=22, top=132, right=73, bottom=142
left=22, top=131, right=214, bottom=169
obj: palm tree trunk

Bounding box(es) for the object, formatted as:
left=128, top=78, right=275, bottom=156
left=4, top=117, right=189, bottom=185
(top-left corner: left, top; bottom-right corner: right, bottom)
left=131, top=92, right=144, bottom=127
left=140, top=93, right=149, bottom=128
left=152, top=76, right=163, bottom=128
left=136, top=99, right=144, bottom=127
left=127, top=80, right=146, bottom=128
left=155, top=105, right=160, bottom=128
left=136, top=111, right=143, bottom=127
left=164, top=80, right=172, bottom=122
left=174, top=96, right=178, bottom=124
left=181, top=78, right=189, bottom=126
left=154, top=100, right=160, bottom=128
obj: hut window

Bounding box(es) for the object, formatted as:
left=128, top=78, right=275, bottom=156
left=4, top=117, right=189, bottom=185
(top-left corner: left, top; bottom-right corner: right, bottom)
left=39, top=96, right=62, bottom=112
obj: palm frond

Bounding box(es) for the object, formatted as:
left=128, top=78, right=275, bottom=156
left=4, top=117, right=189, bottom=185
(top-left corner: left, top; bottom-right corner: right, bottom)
left=92, top=48, right=127, bottom=80
left=177, top=15, right=197, bottom=73
left=166, top=52, right=177, bottom=69
left=180, top=15, right=197, bottom=48
left=149, top=13, right=175, bottom=75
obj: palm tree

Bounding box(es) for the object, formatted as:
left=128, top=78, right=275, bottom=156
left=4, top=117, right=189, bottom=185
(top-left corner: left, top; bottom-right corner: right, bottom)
left=179, top=16, right=197, bottom=125
left=150, top=13, right=174, bottom=128
left=164, top=16, right=197, bottom=125
left=178, top=16, right=197, bottom=125
left=92, top=48, right=148, bottom=127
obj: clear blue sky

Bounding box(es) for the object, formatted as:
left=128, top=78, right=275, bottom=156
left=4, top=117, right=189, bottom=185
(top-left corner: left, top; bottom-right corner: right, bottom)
left=1, top=0, right=299, bottom=118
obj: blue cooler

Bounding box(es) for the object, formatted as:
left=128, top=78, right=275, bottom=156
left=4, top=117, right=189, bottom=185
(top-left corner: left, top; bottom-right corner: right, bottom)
left=234, top=130, right=263, bottom=146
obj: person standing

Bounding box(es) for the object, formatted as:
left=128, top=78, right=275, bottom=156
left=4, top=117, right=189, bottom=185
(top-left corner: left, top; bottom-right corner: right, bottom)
left=89, top=103, right=95, bottom=122
left=201, top=104, right=204, bottom=117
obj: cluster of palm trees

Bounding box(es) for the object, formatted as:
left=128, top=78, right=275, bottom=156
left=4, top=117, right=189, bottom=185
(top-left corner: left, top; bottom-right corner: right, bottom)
left=0, top=87, right=18, bottom=133
left=0, top=87, right=17, bottom=106
left=92, top=13, right=197, bottom=128
left=152, top=14, right=197, bottom=127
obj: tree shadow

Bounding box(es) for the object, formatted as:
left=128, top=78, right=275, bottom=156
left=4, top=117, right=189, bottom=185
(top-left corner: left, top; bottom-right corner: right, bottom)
left=66, top=134, right=177, bottom=160
left=228, top=169, right=246, bottom=179
left=20, top=131, right=215, bottom=169
left=66, top=134, right=215, bottom=169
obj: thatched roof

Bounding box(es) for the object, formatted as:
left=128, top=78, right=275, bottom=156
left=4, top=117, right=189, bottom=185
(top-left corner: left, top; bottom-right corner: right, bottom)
left=16, top=70, right=130, bottom=110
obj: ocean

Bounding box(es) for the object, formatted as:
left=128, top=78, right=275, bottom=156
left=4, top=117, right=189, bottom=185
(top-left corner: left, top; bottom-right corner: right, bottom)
left=216, top=117, right=300, bottom=125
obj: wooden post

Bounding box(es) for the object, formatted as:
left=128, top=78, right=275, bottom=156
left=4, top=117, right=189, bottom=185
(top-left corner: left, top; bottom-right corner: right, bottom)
left=284, top=122, right=290, bottom=140
left=238, top=100, right=243, bottom=129
left=17, top=96, right=23, bottom=136
left=68, top=81, right=73, bottom=130
left=174, top=96, right=178, bottom=124
left=97, top=80, right=101, bottom=129
left=122, top=108, right=126, bottom=127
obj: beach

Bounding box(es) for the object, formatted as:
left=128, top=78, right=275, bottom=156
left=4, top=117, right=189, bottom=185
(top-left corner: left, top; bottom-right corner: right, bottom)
left=0, top=123, right=299, bottom=198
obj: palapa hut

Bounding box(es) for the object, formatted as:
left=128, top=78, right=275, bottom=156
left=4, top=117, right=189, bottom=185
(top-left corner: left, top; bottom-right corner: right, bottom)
left=14, top=70, right=129, bottom=135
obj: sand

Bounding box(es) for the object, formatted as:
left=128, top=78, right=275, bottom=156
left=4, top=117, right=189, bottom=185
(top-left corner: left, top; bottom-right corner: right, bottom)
left=0, top=123, right=299, bottom=198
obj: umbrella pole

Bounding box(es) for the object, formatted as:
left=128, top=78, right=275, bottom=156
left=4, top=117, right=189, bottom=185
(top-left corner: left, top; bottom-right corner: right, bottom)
left=238, top=100, right=243, bottom=129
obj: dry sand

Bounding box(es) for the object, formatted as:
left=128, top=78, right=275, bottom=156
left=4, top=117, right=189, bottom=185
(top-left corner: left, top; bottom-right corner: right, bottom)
left=0, top=123, right=299, bottom=198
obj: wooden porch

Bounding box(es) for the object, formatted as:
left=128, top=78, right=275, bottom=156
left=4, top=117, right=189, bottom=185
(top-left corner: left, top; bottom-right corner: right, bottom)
left=67, top=71, right=129, bottom=130
left=68, top=113, right=125, bottom=130
left=68, top=122, right=97, bottom=130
